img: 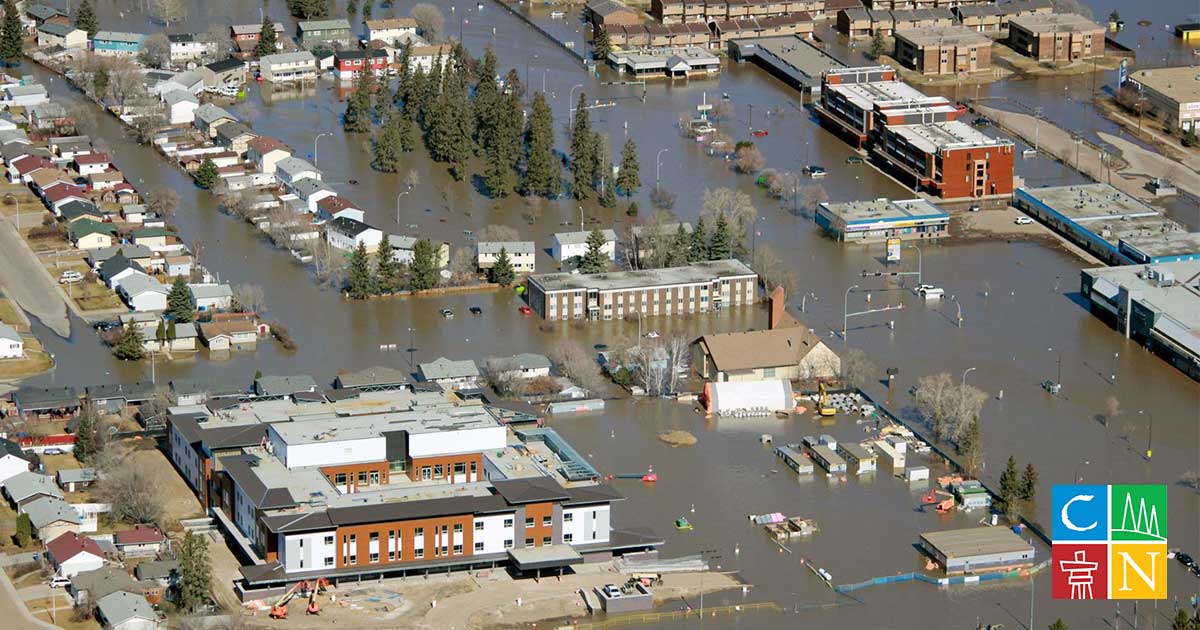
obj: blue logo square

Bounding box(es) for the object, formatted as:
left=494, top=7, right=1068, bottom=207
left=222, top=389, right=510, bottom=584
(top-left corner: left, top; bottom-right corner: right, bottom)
left=1052, top=485, right=1109, bottom=541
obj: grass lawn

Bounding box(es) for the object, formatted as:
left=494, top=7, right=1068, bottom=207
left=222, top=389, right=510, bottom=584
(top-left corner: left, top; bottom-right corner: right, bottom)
left=69, top=280, right=124, bottom=312
left=0, top=298, right=26, bottom=330
left=26, top=596, right=100, bottom=630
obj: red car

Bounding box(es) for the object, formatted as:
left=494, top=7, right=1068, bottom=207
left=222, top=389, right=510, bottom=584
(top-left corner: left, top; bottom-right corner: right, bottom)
left=519, top=306, right=533, bottom=316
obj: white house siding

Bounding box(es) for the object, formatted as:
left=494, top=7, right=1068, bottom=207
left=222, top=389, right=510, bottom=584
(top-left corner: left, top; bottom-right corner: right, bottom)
left=0, top=337, right=22, bottom=358
left=57, top=553, right=103, bottom=578
left=472, top=513, right=516, bottom=554
left=233, top=483, right=260, bottom=544
left=562, top=504, right=611, bottom=545
left=282, top=530, right=337, bottom=572
left=127, top=291, right=167, bottom=312
left=406, top=426, right=505, bottom=459
left=0, top=455, right=31, bottom=487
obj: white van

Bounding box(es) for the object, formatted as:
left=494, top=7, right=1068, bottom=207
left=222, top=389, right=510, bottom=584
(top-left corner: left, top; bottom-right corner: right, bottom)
left=916, top=285, right=944, bottom=300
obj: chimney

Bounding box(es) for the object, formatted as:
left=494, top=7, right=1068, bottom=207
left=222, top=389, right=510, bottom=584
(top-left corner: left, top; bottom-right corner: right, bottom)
left=768, top=286, right=786, bottom=330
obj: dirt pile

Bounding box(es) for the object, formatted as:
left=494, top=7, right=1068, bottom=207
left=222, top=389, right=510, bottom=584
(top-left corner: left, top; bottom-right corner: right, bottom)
left=658, top=430, right=698, bottom=447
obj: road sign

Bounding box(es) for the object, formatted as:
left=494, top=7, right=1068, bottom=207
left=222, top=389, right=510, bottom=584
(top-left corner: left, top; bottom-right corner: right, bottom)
left=886, top=238, right=902, bottom=262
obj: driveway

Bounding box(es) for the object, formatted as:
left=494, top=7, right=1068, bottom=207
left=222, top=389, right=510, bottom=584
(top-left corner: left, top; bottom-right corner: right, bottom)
left=0, top=216, right=70, bottom=338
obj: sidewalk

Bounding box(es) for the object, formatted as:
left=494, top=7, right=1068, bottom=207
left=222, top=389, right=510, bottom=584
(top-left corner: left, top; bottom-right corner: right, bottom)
left=0, top=561, right=58, bottom=630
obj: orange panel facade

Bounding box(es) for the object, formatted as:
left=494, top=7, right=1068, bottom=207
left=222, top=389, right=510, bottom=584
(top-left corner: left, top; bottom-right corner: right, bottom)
left=336, top=514, right=476, bottom=568
left=320, top=461, right=391, bottom=493
left=407, top=453, right=483, bottom=483
left=523, top=502, right=555, bottom=548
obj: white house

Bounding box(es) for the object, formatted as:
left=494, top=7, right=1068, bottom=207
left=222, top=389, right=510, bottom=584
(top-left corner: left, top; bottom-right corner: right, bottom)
left=151, top=70, right=204, bottom=97
left=293, top=177, right=337, bottom=212
left=276, top=157, right=321, bottom=190
left=2, top=84, right=49, bottom=108
left=260, top=51, right=318, bottom=83
left=37, top=23, right=88, bottom=49
left=162, top=90, right=199, bottom=125
left=486, top=353, right=552, bottom=380
left=188, top=283, right=233, bottom=311
left=25, top=496, right=82, bottom=541
left=364, top=18, right=418, bottom=44
left=552, top=229, right=617, bottom=262
left=0, top=439, right=33, bottom=487
left=417, top=357, right=481, bottom=389
left=409, top=44, right=453, bottom=73
left=326, top=216, right=383, bottom=252
left=0, top=322, right=23, bottom=359
left=168, top=33, right=210, bottom=63
left=476, top=241, right=536, bottom=273
left=193, top=103, right=236, bottom=138
left=247, top=137, right=291, bottom=175
left=117, top=273, right=169, bottom=312
left=46, top=531, right=105, bottom=578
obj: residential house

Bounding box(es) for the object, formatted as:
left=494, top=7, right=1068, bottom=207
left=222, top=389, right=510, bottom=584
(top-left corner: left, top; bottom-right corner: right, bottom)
left=0, top=128, right=33, bottom=148
left=293, top=177, right=337, bottom=212
left=114, top=525, right=166, bottom=558
left=0, top=438, right=34, bottom=487
left=92, top=31, right=144, bottom=56
left=162, top=90, right=199, bottom=125
left=68, top=566, right=138, bottom=607
left=134, top=560, right=178, bottom=590
left=193, top=103, right=236, bottom=138
left=409, top=44, right=453, bottom=72
left=37, top=23, right=87, bottom=49
left=486, top=353, right=553, bottom=380
left=365, top=18, right=418, bottom=44
left=247, top=136, right=291, bottom=175
left=0, top=323, right=21, bottom=359
left=167, top=322, right=198, bottom=352
left=215, top=121, right=258, bottom=156
left=154, top=70, right=205, bottom=97
left=10, top=386, right=81, bottom=420
left=199, top=319, right=258, bottom=352
left=85, top=380, right=157, bottom=414
left=68, top=220, right=118, bottom=250
left=168, top=375, right=247, bottom=405
left=188, top=283, right=233, bottom=311
left=326, top=216, right=383, bottom=252
left=253, top=374, right=319, bottom=397
left=88, top=244, right=154, bottom=271
left=99, top=254, right=147, bottom=290
left=297, top=19, right=353, bottom=48
left=74, top=152, right=112, bottom=176
left=27, top=101, right=70, bottom=131
left=275, top=157, right=321, bottom=189
left=3, top=471, right=64, bottom=512
left=58, top=200, right=104, bottom=223
left=231, top=22, right=284, bottom=54
left=476, top=241, right=536, bottom=273
left=259, top=51, right=318, bottom=83
left=333, top=366, right=409, bottom=390
left=24, top=496, right=82, bottom=542
left=120, top=205, right=151, bottom=225
left=46, top=531, right=105, bottom=578
left=552, top=229, right=617, bottom=262
left=168, top=33, right=210, bottom=63
left=693, top=321, right=841, bottom=382
left=88, top=171, right=125, bottom=191
left=315, top=195, right=362, bottom=223
left=197, top=58, right=246, bottom=89
left=334, top=49, right=390, bottom=80
left=56, top=468, right=98, bottom=492
left=44, top=182, right=92, bottom=214
left=2, top=83, right=49, bottom=107
left=417, top=357, right=481, bottom=389
left=131, top=227, right=182, bottom=252
left=164, top=254, right=193, bottom=277
left=6, top=154, right=50, bottom=183
left=95, top=591, right=159, bottom=630
left=117, top=273, right=169, bottom=312
left=48, top=135, right=92, bottom=161
left=25, top=4, right=68, bottom=27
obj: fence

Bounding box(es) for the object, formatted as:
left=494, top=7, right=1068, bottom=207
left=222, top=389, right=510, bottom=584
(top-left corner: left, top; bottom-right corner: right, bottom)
left=835, top=560, right=1051, bottom=593
left=575, top=602, right=780, bottom=628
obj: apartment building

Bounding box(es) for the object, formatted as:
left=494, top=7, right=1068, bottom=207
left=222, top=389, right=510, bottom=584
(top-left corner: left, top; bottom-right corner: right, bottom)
left=1008, top=13, right=1104, bottom=62
left=476, top=241, right=536, bottom=273
left=259, top=51, right=318, bottom=83
left=525, top=259, right=758, bottom=321
left=893, top=26, right=992, bottom=75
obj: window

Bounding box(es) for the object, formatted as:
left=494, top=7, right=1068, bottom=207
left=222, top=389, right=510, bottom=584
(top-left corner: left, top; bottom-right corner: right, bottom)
left=763, top=367, right=776, bottom=378
left=369, top=532, right=379, bottom=542
left=324, top=535, right=334, bottom=545
left=470, top=461, right=477, bottom=475
left=475, top=542, right=485, bottom=552
left=503, top=539, right=514, bottom=549
left=563, top=513, right=573, bottom=523
left=299, top=539, right=304, bottom=548
left=542, top=516, right=552, bottom=526
left=414, top=548, right=424, bottom=559
left=453, top=523, right=463, bottom=533
left=525, top=538, right=535, bottom=548
left=421, top=466, right=431, bottom=480
left=349, top=554, right=357, bottom=565
left=358, top=471, right=368, bottom=485
left=475, top=521, right=484, bottom=531
left=454, top=462, right=465, bottom=474
left=563, top=533, right=573, bottom=543
left=369, top=552, right=379, bottom=563
left=542, top=536, right=552, bottom=546
left=324, top=557, right=334, bottom=567
left=434, top=464, right=444, bottom=478
left=525, top=517, right=534, bottom=527
left=453, top=544, right=463, bottom=554
left=334, top=473, right=347, bottom=486
left=389, top=550, right=396, bottom=561
left=414, top=527, right=424, bottom=538
left=369, top=471, right=380, bottom=485
left=503, top=518, right=513, bottom=528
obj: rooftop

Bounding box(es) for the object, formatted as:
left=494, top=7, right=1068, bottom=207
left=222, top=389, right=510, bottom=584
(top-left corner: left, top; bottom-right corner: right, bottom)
left=888, top=119, right=1013, bottom=153
left=298, top=19, right=352, bottom=32
left=828, top=78, right=932, bottom=112
left=1083, top=261, right=1200, bottom=353
left=553, top=229, right=618, bottom=245
left=920, top=527, right=1035, bottom=559
left=699, top=324, right=828, bottom=371
left=419, top=357, right=480, bottom=381
left=1009, top=12, right=1103, bottom=34
left=267, top=402, right=498, bottom=447
left=894, top=25, right=991, bottom=47
left=24, top=496, right=81, bottom=528
left=732, top=36, right=846, bottom=87
left=529, top=259, right=757, bottom=293
left=820, top=197, right=948, bottom=224
left=1129, top=66, right=1200, bottom=105
left=1017, top=184, right=1194, bottom=253
left=477, top=240, right=535, bottom=255
left=335, top=366, right=408, bottom=389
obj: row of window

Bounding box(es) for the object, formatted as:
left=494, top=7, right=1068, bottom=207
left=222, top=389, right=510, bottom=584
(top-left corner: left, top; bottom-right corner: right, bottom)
left=331, top=470, right=383, bottom=487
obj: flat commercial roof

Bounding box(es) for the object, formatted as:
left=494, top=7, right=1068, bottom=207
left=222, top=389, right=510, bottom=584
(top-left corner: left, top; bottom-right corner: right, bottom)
left=529, top=259, right=756, bottom=293
left=269, top=405, right=499, bottom=446
left=888, top=120, right=1012, bottom=153
left=828, top=79, right=930, bottom=112
left=1129, top=67, right=1200, bottom=105
left=508, top=545, right=583, bottom=571
left=1010, top=12, right=1103, bottom=34
left=1083, top=261, right=1200, bottom=349
left=895, top=25, right=991, bottom=48
left=608, top=47, right=718, bottom=71
left=732, top=36, right=846, bottom=89
left=1017, top=184, right=1194, bottom=255
left=920, top=527, right=1034, bottom=560
left=820, top=198, right=948, bottom=225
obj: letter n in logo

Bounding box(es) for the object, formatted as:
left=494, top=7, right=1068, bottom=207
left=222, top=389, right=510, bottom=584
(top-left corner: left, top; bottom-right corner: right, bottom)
left=1110, top=543, right=1166, bottom=599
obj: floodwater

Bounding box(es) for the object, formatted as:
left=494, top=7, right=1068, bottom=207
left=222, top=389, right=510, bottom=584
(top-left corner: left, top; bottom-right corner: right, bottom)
left=10, top=0, right=1200, bottom=628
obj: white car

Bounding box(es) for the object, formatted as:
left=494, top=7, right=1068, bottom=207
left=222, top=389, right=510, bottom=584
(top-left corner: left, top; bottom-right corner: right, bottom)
left=1014, top=216, right=1034, bottom=225
left=49, top=576, right=71, bottom=588
left=916, top=285, right=944, bottom=299
left=644, top=331, right=660, bottom=339
left=58, top=270, right=83, bottom=284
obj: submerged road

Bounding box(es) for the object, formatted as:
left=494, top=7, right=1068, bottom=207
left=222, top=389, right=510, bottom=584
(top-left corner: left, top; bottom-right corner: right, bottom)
left=0, top=214, right=70, bottom=338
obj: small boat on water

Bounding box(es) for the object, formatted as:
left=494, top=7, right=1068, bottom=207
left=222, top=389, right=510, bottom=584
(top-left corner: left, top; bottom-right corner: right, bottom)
left=750, top=129, right=768, bottom=138
left=674, top=517, right=694, bottom=531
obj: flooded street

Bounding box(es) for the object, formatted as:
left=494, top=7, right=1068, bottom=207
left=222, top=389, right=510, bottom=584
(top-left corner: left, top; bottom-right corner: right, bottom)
left=8, top=0, right=1199, bottom=628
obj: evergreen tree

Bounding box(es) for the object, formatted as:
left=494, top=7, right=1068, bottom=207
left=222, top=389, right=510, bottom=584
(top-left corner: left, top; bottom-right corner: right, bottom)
left=375, top=234, right=400, bottom=292
left=194, top=157, right=218, bottom=189
left=347, top=0, right=358, bottom=14
left=395, top=44, right=413, bottom=104
left=709, top=213, right=732, bottom=260
left=1019, top=463, right=1038, bottom=502
left=598, top=181, right=615, bottom=208
left=489, top=247, right=515, bottom=286
left=578, top=228, right=610, bottom=274
left=73, top=405, right=98, bottom=464
left=408, top=239, right=439, bottom=290
left=374, top=75, right=391, bottom=120
left=663, top=223, right=689, bottom=267
left=75, top=0, right=99, bottom=39
left=473, top=48, right=500, bottom=154
left=407, top=65, right=428, bottom=120
left=155, top=319, right=167, bottom=345
left=569, top=92, right=596, bottom=198
left=373, top=109, right=404, bottom=172
left=254, top=15, right=278, bottom=58
left=998, top=455, right=1020, bottom=520
left=179, top=532, right=211, bottom=612
left=343, top=70, right=374, bottom=133
left=617, top=138, right=641, bottom=195
left=346, top=242, right=374, bottom=298
left=1170, top=610, right=1190, bottom=630
left=522, top=91, right=560, bottom=197
left=1, top=0, right=24, bottom=67
left=626, top=201, right=639, bottom=217
left=426, top=54, right=472, bottom=179
left=166, top=276, right=194, bottom=322
left=168, top=320, right=177, bottom=341
left=114, top=325, right=145, bottom=361
left=869, top=30, right=886, bottom=60
left=1048, top=620, right=1068, bottom=630
left=93, top=67, right=109, bottom=100
left=363, top=0, right=373, bottom=20
left=398, top=104, right=415, bottom=152
left=420, top=57, right=442, bottom=126
left=15, top=513, right=31, bottom=548
left=689, top=217, right=708, bottom=262
left=960, top=416, right=981, bottom=477
left=592, top=29, right=611, bottom=60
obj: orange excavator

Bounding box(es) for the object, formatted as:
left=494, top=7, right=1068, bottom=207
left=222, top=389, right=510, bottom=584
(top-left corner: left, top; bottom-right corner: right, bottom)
left=270, top=578, right=329, bottom=619
left=306, top=578, right=330, bottom=615
left=920, top=489, right=956, bottom=514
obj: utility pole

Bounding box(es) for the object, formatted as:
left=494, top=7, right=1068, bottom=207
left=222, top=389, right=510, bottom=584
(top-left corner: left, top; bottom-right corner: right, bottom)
left=1033, top=106, right=1043, bottom=153
left=407, top=327, right=416, bottom=371
left=843, top=284, right=859, bottom=341
left=748, top=103, right=753, bottom=130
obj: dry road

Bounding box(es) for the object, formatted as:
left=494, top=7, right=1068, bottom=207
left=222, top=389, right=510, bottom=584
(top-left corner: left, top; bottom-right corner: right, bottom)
left=0, top=217, right=70, bottom=338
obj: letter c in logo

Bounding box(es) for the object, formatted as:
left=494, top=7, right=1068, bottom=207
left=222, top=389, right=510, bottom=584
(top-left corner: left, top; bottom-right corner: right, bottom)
left=1061, top=494, right=1097, bottom=532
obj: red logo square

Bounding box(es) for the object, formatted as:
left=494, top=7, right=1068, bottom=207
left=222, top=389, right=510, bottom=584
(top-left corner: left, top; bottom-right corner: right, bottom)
left=1052, top=543, right=1108, bottom=600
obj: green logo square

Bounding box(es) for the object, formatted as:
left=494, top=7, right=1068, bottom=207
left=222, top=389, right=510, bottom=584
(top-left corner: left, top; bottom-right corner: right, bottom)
left=1110, top=485, right=1167, bottom=542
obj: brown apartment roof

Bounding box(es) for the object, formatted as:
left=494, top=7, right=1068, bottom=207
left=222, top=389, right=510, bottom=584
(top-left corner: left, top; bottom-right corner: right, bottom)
left=824, top=0, right=863, bottom=9
left=699, top=324, right=825, bottom=372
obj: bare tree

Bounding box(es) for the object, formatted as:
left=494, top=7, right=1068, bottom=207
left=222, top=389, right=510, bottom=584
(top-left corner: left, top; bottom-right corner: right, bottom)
left=263, top=206, right=299, bottom=247
left=751, top=243, right=796, bottom=297
left=548, top=341, right=606, bottom=395
left=94, top=446, right=165, bottom=525
left=1049, top=0, right=1093, bottom=19
left=840, top=347, right=876, bottom=390
left=799, top=184, right=828, bottom=218
left=107, top=61, right=148, bottom=109
left=232, top=284, right=267, bottom=314
left=915, top=372, right=956, bottom=440
left=404, top=169, right=421, bottom=190
left=138, top=33, right=172, bottom=69
left=948, top=385, right=988, bottom=444
left=701, top=187, right=756, bottom=254
left=152, top=0, right=187, bottom=23
left=733, top=144, right=765, bottom=174
left=202, top=24, right=233, bottom=58
left=308, top=239, right=346, bottom=288
left=521, top=196, right=544, bottom=224
left=649, top=187, right=676, bottom=210
left=477, top=224, right=521, bottom=242
left=1104, top=395, right=1120, bottom=427
left=144, top=187, right=180, bottom=219
left=410, top=4, right=446, bottom=42
left=447, top=246, right=476, bottom=286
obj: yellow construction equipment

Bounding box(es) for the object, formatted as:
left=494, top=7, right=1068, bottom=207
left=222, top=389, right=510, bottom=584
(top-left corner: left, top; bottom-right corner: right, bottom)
left=817, top=382, right=836, bottom=417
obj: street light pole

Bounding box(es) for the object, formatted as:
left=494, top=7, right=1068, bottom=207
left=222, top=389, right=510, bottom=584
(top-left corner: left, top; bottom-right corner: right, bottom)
left=1075, top=459, right=1091, bottom=483
left=909, top=244, right=923, bottom=286
left=313, top=132, right=330, bottom=168
left=801, top=292, right=816, bottom=313
left=1111, top=352, right=1119, bottom=383
left=655, top=148, right=669, bottom=191
left=842, top=284, right=859, bottom=341
left=568, top=83, right=584, bottom=125
left=951, top=295, right=963, bottom=327
left=395, top=191, right=410, bottom=224
left=407, top=327, right=416, bottom=371
left=961, top=366, right=976, bottom=389
left=1139, top=410, right=1153, bottom=459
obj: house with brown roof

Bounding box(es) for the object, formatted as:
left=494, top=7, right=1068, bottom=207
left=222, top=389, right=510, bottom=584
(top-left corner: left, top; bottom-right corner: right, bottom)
left=113, top=524, right=166, bottom=558
left=46, top=531, right=105, bottom=578
left=692, top=321, right=840, bottom=382
left=199, top=319, right=259, bottom=352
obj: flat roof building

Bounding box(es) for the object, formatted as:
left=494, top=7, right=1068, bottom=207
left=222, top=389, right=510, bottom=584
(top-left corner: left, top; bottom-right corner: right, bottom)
left=525, top=259, right=757, bottom=321
left=728, top=36, right=847, bottom=94
left=919, top=527, right=1035, bottom=575
left=1080, top=261, right=1200, bottom=381
left=893, top=26, right=992, bottom=75
left=606, top=47, right=720, bottom=79
left=1014, top=184, right=1200, bottom=265
left=817, top=198, right=949, bottom=243
left=1124, top=67, right=1200, bottom=132
left=952, top=0, right=1051, bottom=33
left=1008, top=13, right=1104, bottom=63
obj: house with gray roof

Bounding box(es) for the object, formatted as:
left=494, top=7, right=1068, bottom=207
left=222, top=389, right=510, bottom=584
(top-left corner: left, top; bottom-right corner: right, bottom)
left=275, top=156, right=321, bottom=189
left=253, top=374, right=319, bottom=398
left=69, top=565, right=139, bottom=606
left=56, top=468, right=99, bottom=492
left=4, top=471, right=65, bottom=511
left=86, top=381, right=157, bottom=414
left=333, top=366, right=408, bottom=391
left=486, top=353, right=553, bottom=380
left=11, top=385, right=80, bottom=418
left=194, top=103, right=237, bottom=138
left=417, top=357, right=481, bottom=389
left=551, top=229, right=618, bottom=262
left=117, top=273, right=168, bottom=312
left=24, top=495, right=82, bottom=541
left=297, top=18, right=353, bottom=48
left=476, top=240, right=536, bottom=273
left=95, top=591, right=157, bottom=630
left=169, top=375, right=247, bottom=405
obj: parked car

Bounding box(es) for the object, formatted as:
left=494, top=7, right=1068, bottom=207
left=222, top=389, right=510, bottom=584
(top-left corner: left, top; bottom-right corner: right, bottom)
left=845, top=156, right=864, bottom=165
left=439, top=308, right=454, bottom=319
left=1178, top=552, right=1196, bottom=569
left=601, top=584, right=622, bottom=598
left=58, top=270, right=83, bottom=284
left=43, top=448, right=65, bottom=455
left=968, top=205, right=981, bottom=212
left=518, top=305, right=532, bottom=316
left=644, top=331, right=661, bottom=339
left=972, top=116, right=991, bottom=127
left=1014, top=216, right=1034, bottom=225
left=94, top=320, right=122, bottom=332
left=916, top=285, right=944, bottom=299
left=469, top=306, right=483, bottom=316
left=49, top=576, right=71, bottom=588
left=803, top=165, right=827, bottom=178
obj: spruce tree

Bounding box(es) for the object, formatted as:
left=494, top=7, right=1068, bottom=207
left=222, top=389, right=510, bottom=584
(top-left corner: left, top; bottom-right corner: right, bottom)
left=194, top=157, right=218, bottom=189
left=15, top=513, right=31, bottom=548
left=1048, top=619, right=1068, bottom=630
left=398, top=104, right=415, bottom=152
left=617, top=138, right=641, bottom=195
left=522, top=92, right=560, bottom=197
left=74, top=405, right=97, bottom=464
left=474, top=49, right=500, bottom=155
left=166, top=276, right=194, bottom=322
left=395, top=44, right=413, bottom=104
left=593, top=29, right=611, bottom=60
left=155, top=319, right=167, bottom=345
left=408, top=239, right=439, bottom=290
left=998, top=455, right=1020, bottom=520
left=363, top=0, right=373, bottom=20
left=254, top=15, right=278, bottom=58
left=578, top=228, right=610, bottom=274
left=347, top=0, right=358, bottom=14
left=869, top=30, right=886, bottom=60
left=664, top=223, right=689, bottom=267
left=1, top=0, right=24, bottom=67
left=75, top=0, right=99, bottom=39
left=489, top=247, right=515, bottom=286
left=346, top=242, right=374, bottom=298
left=93, top=67, right=109, bottom=99
left=179, top=532, right=211, bottom=612
left=689, top=217, right=708, bottom=262
left=375, top=234, right=399, bottom=292
left=598, top=182, right=615, bottom=208
left=569, top=92, right=596, bottom=198
left=374, top=76, right=391, bottom=120
left=343, top=71, right=374, bottom=133
left=408, top=65, right=428, bottom=120
left=373, top=110, right=404, bottom=172
left=709, top=213, right=732, bottom=260
left=446, top=55, right=474, bottom=180
left=114, top=325, right=146, bottom=360
left=1019, top=463, right=1038, bottom=502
